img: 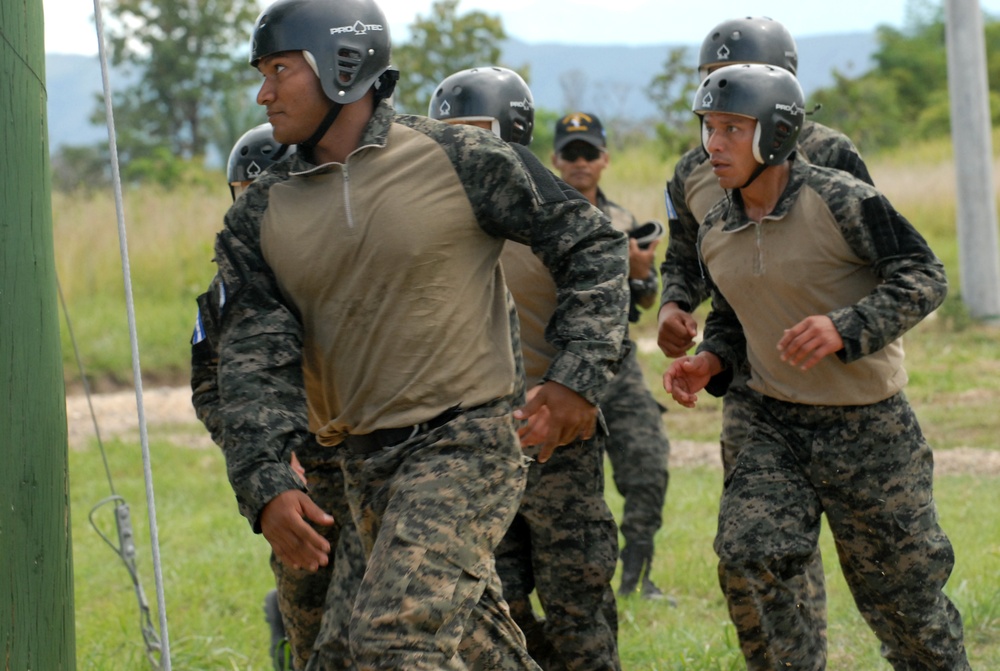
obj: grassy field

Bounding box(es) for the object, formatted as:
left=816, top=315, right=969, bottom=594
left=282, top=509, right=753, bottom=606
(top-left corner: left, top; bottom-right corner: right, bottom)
left=70, top=435, right=999, bottom=669
left=58, top=136, right=1000, bottom=668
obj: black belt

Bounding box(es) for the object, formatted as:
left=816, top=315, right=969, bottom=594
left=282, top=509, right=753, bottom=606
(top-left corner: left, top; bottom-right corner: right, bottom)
left=342, top=405, right=461, bottom=456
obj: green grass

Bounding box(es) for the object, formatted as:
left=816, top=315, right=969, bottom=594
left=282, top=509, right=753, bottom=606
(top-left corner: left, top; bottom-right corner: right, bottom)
left=605, top=466, right=1000, bottom=669
left=70, top=434, right=1000, bottom=669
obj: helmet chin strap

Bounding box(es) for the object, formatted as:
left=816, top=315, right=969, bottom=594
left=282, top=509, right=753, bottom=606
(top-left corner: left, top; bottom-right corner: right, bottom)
left=299, top=102, right=343, bottom=160
left=739, top=162, right=768, bottom=189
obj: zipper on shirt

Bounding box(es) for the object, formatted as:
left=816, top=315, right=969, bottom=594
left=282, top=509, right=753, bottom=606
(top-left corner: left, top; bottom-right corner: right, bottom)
left=753, top=221, right=765, bottom=276
left=341, top=165, right=354, bottom=229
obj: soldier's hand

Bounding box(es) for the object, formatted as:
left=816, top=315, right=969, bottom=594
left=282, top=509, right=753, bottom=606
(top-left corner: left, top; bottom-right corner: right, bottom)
left=778, top=315, right=844, bottom=371
left=628, top=238, right=659, bottom=280
left=514, top=381, right=597, bottom=463
left=658, top=302, right=698, bottom=357
left=260, top=489, right=334, bottom=572
left=662, top=353, right=718, bottom=408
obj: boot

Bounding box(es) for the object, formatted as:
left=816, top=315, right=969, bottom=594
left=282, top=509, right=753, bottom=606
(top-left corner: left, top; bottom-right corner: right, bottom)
left=617, top=542, right=647, bottom=596
left=619, top=541, right=675, bottom=603
left=263, top=590, right=292, bottom=670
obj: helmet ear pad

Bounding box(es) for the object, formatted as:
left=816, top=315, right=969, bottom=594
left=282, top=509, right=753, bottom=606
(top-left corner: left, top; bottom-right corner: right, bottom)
left=752, top=121, right=763, bottom=164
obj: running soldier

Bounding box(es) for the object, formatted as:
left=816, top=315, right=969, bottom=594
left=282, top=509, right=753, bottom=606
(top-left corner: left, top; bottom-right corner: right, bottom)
left=663, top=62, right=971, bottom=671
left=657, top=15, right=878, bottom=649
left=211, top=0, right=630, bottom=667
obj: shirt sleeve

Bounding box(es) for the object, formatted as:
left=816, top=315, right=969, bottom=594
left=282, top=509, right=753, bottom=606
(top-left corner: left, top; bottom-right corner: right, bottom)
left=827, top=190, right=948, bottom=362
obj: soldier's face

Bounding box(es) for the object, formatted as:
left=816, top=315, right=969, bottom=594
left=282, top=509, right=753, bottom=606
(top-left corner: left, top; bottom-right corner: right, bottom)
left=256, top=51, right=332, bottom=145
left=552, top=140, right=609, bottom=193
left=702, top=112, right=759, bottom=190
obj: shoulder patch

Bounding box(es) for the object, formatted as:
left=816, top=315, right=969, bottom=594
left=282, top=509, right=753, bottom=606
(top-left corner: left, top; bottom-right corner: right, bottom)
left=191, top=309, right=206, bottom=345
left=663, top=187, right=679, bottom=221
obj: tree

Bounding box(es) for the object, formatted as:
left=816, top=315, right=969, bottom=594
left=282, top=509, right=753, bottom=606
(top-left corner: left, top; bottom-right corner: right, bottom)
left=808, top=1, right=1000, bottom=153
left=392, top=0, right=510, bottom=114
left=809, top=70, right=905, bottom=152
left=95, top=0, right=261, bottom=180
left=645, top=46, right=700, bottom=156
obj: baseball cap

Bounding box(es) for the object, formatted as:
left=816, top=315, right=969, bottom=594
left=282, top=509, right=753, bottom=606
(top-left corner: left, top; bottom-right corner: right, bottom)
left=554, top=112, right=607, bottom=152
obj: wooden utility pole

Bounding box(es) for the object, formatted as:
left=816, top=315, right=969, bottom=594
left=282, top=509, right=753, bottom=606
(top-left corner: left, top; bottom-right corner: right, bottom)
left=945, top=0, right=1000, bottom=321
left=1, top=0, right=77, bottom=668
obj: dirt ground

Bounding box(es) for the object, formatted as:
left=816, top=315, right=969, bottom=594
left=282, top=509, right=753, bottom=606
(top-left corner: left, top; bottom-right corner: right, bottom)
left=65, top=386, right=1000, bottom=477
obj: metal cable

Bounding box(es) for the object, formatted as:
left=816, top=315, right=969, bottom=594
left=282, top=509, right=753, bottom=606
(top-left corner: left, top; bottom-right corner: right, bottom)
left=90, top=0, right=172, bottom=666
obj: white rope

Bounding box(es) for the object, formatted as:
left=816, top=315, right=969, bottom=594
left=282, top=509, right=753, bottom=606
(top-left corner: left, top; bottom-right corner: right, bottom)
left=90, top=0, right=172, bottom=667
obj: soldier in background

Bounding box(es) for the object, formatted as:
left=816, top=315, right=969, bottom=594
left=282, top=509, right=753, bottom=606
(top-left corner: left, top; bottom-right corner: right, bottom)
left=430, top=66, right=622, bottom=671
left=663, top=62, right=970, bottom=671
left=552, top=111, right=672, bottom=600
left=656, top=16, right=878, bottom=651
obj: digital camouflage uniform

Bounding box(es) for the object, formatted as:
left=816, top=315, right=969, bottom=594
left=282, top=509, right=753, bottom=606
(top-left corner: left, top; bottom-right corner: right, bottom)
left=695, top=158, right=970, bottom=671
left=595, top=190, right=672, bottom=598
left=192, top=265, right=359, bottom=671
left=659, top=119, right=876, bottom=642
left=493, top=157, right=622, bottom=671
left=211, top=100, right=629, bottom=670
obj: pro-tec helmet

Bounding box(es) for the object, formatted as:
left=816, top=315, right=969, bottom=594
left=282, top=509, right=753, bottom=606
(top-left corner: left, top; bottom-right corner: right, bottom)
left=698, top=16, right=798, bottom=80
left=428, top=67, right=535, bottom=146
left=250, top=0, right=395, bottom=104
left=227, top=123, right=295, bottom=185
left=693, top=63, right=804, bottom=166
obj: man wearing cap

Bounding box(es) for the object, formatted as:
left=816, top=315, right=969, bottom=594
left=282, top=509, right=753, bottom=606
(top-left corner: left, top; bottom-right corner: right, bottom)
left=552, top=112, right=672, bottom=599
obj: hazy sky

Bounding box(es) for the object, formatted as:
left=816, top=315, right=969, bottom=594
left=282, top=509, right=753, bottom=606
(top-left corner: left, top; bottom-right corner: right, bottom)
left=42, top=0, right=1000, bottom=56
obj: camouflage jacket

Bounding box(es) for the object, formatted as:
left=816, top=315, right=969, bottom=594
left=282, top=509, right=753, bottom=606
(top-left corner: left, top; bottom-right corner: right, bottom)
left=696, top=158, right=946, bottom=396
left=212, top=100, right=629, bottom=528
left=660, top=120, right=874, bottom=312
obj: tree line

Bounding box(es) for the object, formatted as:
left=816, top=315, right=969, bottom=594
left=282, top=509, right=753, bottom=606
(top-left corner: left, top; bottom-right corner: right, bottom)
left=51, top=0, right=1000, bottom=191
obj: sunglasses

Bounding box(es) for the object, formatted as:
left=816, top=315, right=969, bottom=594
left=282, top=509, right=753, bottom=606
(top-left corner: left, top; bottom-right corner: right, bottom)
left=559, top=143, right=603, bottom=162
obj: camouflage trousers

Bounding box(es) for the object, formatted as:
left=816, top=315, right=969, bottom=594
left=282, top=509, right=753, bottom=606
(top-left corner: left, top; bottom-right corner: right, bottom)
left=306, top=400, right=540, bottom=671
left=720, top=378, right=828, bottom=649
left=716, top=391, right=970, bottom=671
left=494, top=435, right=621, bottom=671
left=601, top=347, right=670, bottom=548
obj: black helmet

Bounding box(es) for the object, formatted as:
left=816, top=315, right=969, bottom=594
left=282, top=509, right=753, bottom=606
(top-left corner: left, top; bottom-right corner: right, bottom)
left=226, top=123, right=295, bottom=198
left=693, top=63, right=804, bottom=166
left=698, top=16, right=798, bottom=80
left=250, top=0, right=394, bottom=104
left=428, top=67, right=535, bottom=146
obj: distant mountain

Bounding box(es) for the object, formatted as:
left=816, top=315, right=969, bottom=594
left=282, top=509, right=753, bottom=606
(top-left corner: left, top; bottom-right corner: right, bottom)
left=44, top=32, right=876, bottom=153
left=501, top=32, right=876, bottom=122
